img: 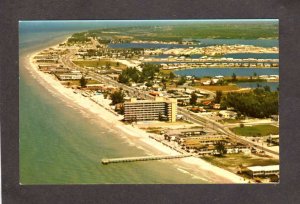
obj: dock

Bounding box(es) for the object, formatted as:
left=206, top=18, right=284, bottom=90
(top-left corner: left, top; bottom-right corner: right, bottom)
left=101, top=154, right=192, bottom=165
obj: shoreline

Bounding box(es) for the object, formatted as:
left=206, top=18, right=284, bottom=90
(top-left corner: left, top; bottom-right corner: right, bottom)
left=25, top=38, right=247, bottom=184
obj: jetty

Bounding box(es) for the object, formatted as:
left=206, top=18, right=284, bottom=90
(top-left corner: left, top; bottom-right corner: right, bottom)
left=101, top=154, right=192, bottom=165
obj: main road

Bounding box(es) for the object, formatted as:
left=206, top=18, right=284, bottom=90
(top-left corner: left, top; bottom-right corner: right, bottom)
left=61, top=50, right=279, bottom=158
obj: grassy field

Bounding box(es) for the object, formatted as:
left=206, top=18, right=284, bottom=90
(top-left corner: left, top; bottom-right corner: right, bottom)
left=86, top=21, right=278, bottom=42
left=160, top=69, right=172, bottom=75
left=220, top=119, right=242, bottom=124
left=194, top=85, right=240, bottom=92
left=203, top=153, right=279, bottom=173
left=230, top=125, right=279, bottom=137
left=72, top=60, right=127, bottom=69
left=61, top=79, right=100, bottom=86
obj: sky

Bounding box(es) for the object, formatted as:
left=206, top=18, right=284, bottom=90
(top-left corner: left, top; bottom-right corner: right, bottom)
left=19, top=19, right=278, bottom=34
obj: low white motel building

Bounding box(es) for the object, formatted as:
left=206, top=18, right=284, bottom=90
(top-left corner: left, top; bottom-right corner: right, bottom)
left=247, top=165, right=279, bottom=177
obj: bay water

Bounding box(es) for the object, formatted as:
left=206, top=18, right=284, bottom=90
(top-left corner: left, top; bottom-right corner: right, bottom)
left=20, top=21, right=278, bottom=184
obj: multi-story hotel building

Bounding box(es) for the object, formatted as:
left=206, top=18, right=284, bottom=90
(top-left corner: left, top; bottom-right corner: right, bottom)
left=124, top=97, right=177, bottom=122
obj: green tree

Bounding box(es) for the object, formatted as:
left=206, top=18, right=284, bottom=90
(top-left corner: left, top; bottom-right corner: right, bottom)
left=236, top=111, right=242, bottom=119
left=176, top=76, right=187, bottom=86
left=190, top=92, right=198, bottom=106
left=222, top=89, right=278, bottom=118
left=141, top=63, right=160, bottom=80
left=161, top=77, right=167, bottom=89
left=119, top=104, right=125, bottom=115
left=214, top=90, right=223, bottom=103
left=191, top=79, right=196, bottom=86
left=169, top=72, right=176, bottom=80
left=118, top=67, right=141, bottom=84
left=145, top=81, right=153, bottom=87
left=103, top=92, right=108, bottom=99
left=79, top=76, right=88, bottom=87
left=264, top=85, right=271, bottom=92
left=118, top=74, right=129, bottom=84
left=110, top=90, right=125, bottom=105
left=215, top=142, right=227, bottom=156
left=232, top=73, right=237, bottom=81
left=105, top=62, right=111, bottom=69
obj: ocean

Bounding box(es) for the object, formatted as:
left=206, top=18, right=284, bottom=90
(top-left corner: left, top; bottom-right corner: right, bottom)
left=19, top=22, right=214, bottom=184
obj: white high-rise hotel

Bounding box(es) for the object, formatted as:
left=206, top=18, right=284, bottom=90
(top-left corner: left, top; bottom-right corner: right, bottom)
left=124, top=97, right=177, bottom=122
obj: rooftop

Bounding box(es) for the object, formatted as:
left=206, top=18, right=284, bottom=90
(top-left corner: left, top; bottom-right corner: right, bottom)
left=125, top=97, right=177, bottom=104
left=247, top=165, right=279, bottom=172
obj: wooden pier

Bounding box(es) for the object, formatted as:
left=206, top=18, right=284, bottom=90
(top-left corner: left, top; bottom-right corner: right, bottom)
left=101, top=154, right=192, bottom=165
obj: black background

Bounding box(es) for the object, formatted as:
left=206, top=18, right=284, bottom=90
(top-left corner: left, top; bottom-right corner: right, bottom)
left=1, top=0, right=300, bottom=203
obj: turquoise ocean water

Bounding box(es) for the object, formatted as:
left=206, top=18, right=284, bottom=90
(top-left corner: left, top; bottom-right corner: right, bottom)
left=19, top=22, right=214, bottom=184
left=20, top=21, right=278, bottom=184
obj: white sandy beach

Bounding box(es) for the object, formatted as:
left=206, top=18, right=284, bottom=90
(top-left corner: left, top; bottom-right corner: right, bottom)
left=25, top=43, right=247, bottom=184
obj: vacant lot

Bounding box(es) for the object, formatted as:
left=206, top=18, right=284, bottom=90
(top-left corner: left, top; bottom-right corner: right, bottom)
left=61, top=79, right=100, bottom=86
left=194, top=85, right=240, bottom=92
left=230, top=125, right=279, bottom=137
left=203, top=153, right=279, bottom=173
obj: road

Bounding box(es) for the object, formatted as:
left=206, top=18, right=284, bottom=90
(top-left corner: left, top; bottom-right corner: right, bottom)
left=223, top=120, right=279, bottom=128
left=180, top=109, right=279, bottom=157
left=60, top=50, right=279, bottom=158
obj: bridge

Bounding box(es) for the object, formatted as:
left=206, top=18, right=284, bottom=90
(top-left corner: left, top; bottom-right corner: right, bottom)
left=101, top=154, right=192, bottom=164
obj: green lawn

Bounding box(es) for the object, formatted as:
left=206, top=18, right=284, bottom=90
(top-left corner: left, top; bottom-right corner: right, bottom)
left=194, top=85, right=240, bottom=92
left=73, top=60, right=127, bottom=69
left=160, top=70, right=172, bottom=75
left=230, top=125, right=279, bottom=137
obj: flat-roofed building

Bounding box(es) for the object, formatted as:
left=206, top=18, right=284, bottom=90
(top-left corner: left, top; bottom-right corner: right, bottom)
left=36, top=57, right=59, bottom=63
left=85, top=84, right=105, bottom=90
left=51, top=67, right=70, bottom=73
left=124, top=97, right=177, bottom=122
left=247, top=165, right=279, bottom=177
left=180, top=135, right=226, bottom=147
left=56, top=73, right=83, bottom=81
left=38, top=65, right=59, bottom=73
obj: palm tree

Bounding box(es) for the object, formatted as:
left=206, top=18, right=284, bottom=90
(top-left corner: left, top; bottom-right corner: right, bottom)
left=232, top=73, right=237, bottom=81
left=215, top=142, right=227, bottom=156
